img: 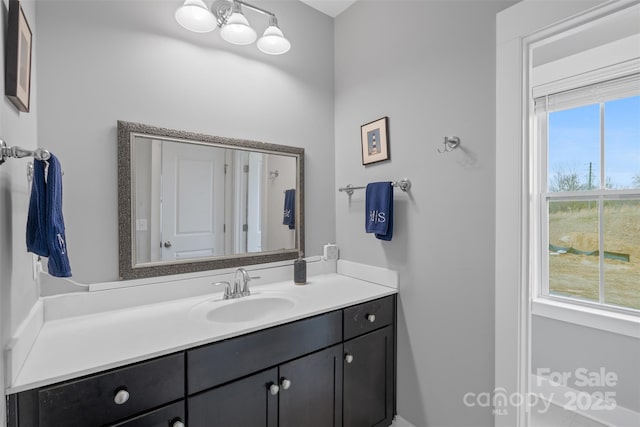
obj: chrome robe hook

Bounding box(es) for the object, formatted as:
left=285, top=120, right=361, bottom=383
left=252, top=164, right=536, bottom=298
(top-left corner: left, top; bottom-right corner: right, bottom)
left=437, top=136, right=460, bottom=153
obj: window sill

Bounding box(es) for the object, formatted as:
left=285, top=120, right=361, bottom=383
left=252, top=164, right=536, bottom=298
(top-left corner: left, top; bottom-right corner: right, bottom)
left=532, top=298, right=640, bottom=338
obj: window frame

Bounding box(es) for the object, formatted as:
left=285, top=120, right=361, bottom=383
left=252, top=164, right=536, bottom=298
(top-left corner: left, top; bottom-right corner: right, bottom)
left=532, top=73, right=640, bottom=316
left=496, top=3, right=640, bottom=426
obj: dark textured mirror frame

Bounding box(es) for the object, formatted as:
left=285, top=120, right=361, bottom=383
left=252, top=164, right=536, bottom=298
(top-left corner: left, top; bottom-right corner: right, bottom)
left=117, top=120, right=305, bottom=280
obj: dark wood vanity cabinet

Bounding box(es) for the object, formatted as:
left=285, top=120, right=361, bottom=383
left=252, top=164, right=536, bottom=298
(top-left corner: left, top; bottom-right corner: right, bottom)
left=189, top=344, right=343, bottom=427
left=7, top=294, right=396, bottom=427
left=343, top=297, right=396, bottom=427
left=187, top=295, right=395, bottom=427
left=187, top=310, right=344, bottom=427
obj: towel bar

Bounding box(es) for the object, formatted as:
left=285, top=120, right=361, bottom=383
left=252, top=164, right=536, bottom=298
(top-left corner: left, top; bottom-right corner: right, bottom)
left=0, top=140, right=51, bottom=165
left=338, top=178, right=411, bottom=196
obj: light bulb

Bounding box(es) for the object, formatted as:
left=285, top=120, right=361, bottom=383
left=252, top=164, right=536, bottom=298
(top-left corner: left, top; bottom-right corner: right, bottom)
left=257, top=25, right=291, bottom=55
left=220, top=11, right=257, bottom=45
left=175, top=0, right=217, bottom=33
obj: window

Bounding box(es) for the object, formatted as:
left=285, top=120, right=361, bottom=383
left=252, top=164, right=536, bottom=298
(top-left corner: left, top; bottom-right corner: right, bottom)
left=534, top=73, right=640, bottom=313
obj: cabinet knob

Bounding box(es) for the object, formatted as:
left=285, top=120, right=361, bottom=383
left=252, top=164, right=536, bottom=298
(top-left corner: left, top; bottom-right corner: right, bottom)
left=345, top=354, right=354, bottom=364
left=269, top=383, right=280, bottom=395
left=113, top=389, right=130, bottom=405
left=366, top=314, right=376, bottom=323
left=281, top=378, right=292, bottom=390
left=163, top=241, right=172, bottom=248
left=172, top=421, right=185, bottom=427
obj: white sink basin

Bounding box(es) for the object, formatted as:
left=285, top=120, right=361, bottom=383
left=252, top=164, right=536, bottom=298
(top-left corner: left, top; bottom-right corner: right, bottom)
left=196, top=294, right=296, bottom=323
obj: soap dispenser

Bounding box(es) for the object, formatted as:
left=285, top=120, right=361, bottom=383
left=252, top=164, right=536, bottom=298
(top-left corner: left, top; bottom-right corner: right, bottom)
left=294, top=252, right=306, bottom=285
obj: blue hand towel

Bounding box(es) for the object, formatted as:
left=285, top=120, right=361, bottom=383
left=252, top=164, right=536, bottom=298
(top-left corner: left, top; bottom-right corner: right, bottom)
left=26, top=160, right=48, bottom=256
left=26, top=154, right=72, bottom=277
left=365, top=182, right=393, bottom=241
left=283, top=189, right=295, bottom=229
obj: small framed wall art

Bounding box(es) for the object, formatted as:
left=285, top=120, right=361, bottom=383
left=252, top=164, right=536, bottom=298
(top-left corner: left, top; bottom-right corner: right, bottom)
left=5, top=0, right=33, bottom=113
left=361, top=116, right=389, bottom=165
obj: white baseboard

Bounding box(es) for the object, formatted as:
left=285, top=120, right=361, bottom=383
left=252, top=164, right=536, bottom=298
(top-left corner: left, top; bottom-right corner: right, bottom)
left=531, top=374, right=640, bottom=427
left=392, top=415, right=416, bottom=427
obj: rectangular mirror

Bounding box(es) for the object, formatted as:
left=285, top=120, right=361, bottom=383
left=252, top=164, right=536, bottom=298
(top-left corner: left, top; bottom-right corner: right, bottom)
left=118, top=121, right=304, bottom=280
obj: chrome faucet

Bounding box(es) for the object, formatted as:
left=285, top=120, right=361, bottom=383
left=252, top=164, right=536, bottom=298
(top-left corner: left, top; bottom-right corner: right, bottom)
left=235, top=268, right=259, bottom=297
left=213, top=268, right=260, bottom=300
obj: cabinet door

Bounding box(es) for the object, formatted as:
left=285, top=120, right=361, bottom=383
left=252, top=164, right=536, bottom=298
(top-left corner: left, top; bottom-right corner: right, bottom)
left=188, top=368, right=278, bottom=427
left=343, top=326, right=394, bottom=427
left=279, top=344, right=343, bottom=427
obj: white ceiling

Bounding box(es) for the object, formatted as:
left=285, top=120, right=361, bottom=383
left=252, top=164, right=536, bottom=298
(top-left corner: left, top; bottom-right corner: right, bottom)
left=299, top=0, right=358, bottom=18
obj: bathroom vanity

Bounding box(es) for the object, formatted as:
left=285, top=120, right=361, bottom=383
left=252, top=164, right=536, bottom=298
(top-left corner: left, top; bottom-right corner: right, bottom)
left=5, top=273, right=397, bottom=427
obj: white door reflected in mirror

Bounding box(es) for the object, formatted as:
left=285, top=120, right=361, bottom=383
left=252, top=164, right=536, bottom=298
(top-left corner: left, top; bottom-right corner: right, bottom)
left=131, top=135, right=297, bottom=266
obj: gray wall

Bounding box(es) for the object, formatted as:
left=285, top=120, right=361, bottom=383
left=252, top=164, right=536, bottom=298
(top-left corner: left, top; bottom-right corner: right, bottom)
left=335, top=1, right=513, bottom=425
left=0, top=0, right=39, bottom=420
left=35, top=0, right=335, bottom=284
left=533, top=316, right=640, bottom=413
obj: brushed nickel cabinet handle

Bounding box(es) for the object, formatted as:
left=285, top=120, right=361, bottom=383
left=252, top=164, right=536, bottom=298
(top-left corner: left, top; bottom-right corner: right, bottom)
left=269, top=383, right=280, bottom=395
left=113, top=389, right=129, bottom=405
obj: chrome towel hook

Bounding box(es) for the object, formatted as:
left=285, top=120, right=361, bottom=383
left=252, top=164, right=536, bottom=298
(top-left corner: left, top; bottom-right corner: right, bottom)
left=437, top=136, right=460, bottom=153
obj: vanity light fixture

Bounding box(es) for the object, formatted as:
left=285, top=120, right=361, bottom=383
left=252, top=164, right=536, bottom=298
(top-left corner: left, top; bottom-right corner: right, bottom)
left=219, top=0, right=256, bottom=45
left=174, top=0, right=218, bottom=33
left=175, top=0, right=291, bottom=55
left=256, top=16, right=291, bottom=55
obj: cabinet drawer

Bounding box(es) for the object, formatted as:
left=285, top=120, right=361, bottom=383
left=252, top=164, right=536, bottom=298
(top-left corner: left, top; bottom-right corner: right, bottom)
left=109, top=400, right=185, bottom=427
left=343, top=295, right=395, bottom=341
left=188, top=310, right=342, bottom=394
left=37, top=353, right=184, bottom=427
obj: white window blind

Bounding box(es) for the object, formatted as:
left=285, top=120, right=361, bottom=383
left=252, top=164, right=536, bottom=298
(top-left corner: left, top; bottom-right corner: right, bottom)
left=534, top=72, right=640, bottom=113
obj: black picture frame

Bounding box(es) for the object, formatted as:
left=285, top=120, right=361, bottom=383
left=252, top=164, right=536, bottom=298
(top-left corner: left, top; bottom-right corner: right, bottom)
left=5, top=0, right=32, bottom=113
left=361, top=117, right=389, bottom=165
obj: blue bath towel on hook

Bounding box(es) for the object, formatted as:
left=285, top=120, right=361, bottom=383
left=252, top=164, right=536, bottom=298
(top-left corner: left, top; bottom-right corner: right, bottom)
left=283, top=189, right=295, bottom=229
left=26, top=160, right=48, bottom=256
left=365, top=182, right=393, bottom=241
left=26, top=154, right=72, bottom=277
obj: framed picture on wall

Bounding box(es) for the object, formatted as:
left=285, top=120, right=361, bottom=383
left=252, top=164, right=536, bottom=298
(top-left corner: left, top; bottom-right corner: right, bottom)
left=361, top=117, right=389, bottom=165
left=5, top=0, right=32, bottom=113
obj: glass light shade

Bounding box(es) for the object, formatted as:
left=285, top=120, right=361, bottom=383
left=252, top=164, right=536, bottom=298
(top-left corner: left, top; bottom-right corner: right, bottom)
left=220, top=12, right=257, bottom=45
left=175, top=0, right=217, bottom=33
left=257, top=25, right=291, bottom=55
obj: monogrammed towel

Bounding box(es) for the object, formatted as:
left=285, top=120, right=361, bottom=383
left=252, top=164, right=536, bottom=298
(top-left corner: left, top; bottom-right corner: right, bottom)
left=365, top=182, right=393, bottom=241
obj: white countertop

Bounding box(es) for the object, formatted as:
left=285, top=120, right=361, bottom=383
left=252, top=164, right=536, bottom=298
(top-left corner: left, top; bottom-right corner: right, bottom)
left=8, top=272, right=396, bottom=394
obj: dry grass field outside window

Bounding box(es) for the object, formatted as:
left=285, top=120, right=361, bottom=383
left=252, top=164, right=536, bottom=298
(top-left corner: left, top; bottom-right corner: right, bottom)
left=548, top=201, right=640, bottom=310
